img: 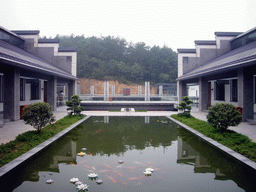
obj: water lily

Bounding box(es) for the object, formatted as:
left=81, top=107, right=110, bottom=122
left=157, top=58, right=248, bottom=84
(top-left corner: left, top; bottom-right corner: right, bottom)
left=118, top=160, right=124, bottom=164
left=76, top=184, right=89, bottom=191
left=81, top=148, right=87, bottom=151
left=87, top=173, right=98, bottom=178
left=96, top=179, right=103, bottom=184
left=46, top=179, right=53, bottom=184
left=75, top=181, right=83, bottom=185
left=145, top=168, right=154, bottom=172
left=77, top=152, right=85, bottom=156
left=143, top=170, right=152, bottom=176
left=70, top=177, right=79, bottom=183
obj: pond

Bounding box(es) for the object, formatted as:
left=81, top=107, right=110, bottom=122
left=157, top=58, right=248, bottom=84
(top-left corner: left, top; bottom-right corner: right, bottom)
left=1, top=116, right=256, bottom=192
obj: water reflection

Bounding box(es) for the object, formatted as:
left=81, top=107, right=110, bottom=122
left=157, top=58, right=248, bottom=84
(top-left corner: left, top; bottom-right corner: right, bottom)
left=1, top=117, right=256, bottom=192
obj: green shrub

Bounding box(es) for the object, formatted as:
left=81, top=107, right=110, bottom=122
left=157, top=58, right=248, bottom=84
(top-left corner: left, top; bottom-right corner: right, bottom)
left=66, top=95, right=84, bottom=115
left=22, top=102, right=55, bottom=133
left=177, top=96, right=193, bottom=117
left=207, top=103, right=242, bottom=132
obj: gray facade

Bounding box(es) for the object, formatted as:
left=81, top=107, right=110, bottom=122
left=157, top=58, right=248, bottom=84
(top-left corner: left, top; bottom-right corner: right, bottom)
left=177, top=27, right=256, bottom=121
left=0, top=26, right=77, bottom=125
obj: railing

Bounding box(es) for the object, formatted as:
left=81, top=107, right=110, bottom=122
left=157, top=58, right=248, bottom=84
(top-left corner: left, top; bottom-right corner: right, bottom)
left=79, top=94, right=178, bottom=102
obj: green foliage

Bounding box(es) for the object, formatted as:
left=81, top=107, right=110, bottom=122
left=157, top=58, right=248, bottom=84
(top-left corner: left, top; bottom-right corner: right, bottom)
left=66, top=95, right=84, bottom=115
left=177, top=96, right=193, bottom=117
left=207, top=103, right=242, bottom=132
left=53, top=35, right=178, bottom=84
left=0, top=115, right=85, bottom=167
left=22, top=102, right=55, bottom=133
left=171, top=114, right=256, bottom=162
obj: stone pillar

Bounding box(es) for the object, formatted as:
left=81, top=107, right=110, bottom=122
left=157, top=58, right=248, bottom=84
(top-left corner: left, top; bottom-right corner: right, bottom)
left=90, top=85, right=94, bottom=96
left=112, top=85, right=115, bottom=97
left=138, top=85, right=142, bottom=96
left=145, top=81, right=150, bottom=101
left=104, top=116, right=109, bottom=123
left=68, top=80, right=76, bottom=99
left=145, top=116, right=150, bottom=124
left=4, top=68, right=20, bottom=120
left=178, top=80, right=187, bottom=104
left=104, top=81, right=109, bottom=101
left=159, top=85, right=163, bottom=96
left=199, top=77, right=208, bottom=111
left=48, top=76, right=57, bottom=111
left=238, top=68, right=254, bottom=121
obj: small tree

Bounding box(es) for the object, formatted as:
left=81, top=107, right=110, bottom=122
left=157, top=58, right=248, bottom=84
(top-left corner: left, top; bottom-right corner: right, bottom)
left=177, top=96, right=193, bottom=117
left=207, top=103, right=242, bottom=132
left=66, top=95, right=84, bottom=115
left=22, top=102, right=55, bottom=133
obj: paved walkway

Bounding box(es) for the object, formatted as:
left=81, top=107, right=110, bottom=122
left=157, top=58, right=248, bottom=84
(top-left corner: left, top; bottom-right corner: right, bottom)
left=191, top=111, right=256, bottom=143
left=1, top=109, right=256, bottom=145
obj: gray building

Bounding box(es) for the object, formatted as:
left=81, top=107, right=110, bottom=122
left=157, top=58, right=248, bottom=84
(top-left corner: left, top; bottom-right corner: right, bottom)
left=0, top=26, right=77, bottom=126
left=177, top=27, right=256, bottom=121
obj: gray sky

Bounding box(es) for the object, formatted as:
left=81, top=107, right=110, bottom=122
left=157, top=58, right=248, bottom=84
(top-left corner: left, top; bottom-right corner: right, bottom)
left=1, top=0, right=255, bottom=51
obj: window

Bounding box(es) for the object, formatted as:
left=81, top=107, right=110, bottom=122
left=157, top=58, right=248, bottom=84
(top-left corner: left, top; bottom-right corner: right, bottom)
left=20, top=78, right=25, bottom=101
left=183, top=57, right=188, bottom=64
left=215, top=81, right=225, bottom=101
left=0, top=75, right=3, bottom=103
left=30, top=79, right=40, bottom=100
left=230, top=79, right=238, bottom=102
left=231, top=30, right=256, bottom=50
left=66, top=56, right=72, bottom=62
left=0, top=29, right=24, bottom=49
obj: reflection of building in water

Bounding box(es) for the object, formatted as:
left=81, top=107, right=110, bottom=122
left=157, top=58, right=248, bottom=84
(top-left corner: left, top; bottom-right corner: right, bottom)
left=104, top=116, right=109, bottom=123
left=145, top=116, right=150, bottom=124
left=50, top=141, right=77, bottom=169
left=177, top=137, right=227, bottom=179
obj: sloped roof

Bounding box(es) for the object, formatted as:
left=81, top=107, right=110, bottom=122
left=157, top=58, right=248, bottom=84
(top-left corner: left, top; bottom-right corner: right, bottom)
left=0, top=40, right=77, bottom=80
left=177, top=40, right=256, bottom=81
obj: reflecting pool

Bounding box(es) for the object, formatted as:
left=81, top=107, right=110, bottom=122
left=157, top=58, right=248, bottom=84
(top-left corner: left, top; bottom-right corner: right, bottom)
left=1, top=116, right=256, bottom=192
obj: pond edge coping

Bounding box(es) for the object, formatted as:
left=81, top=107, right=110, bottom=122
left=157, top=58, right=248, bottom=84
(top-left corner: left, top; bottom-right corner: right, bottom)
left=167, top=116, right=256, bottom=172
left=0, top=115, right=91, bottom=178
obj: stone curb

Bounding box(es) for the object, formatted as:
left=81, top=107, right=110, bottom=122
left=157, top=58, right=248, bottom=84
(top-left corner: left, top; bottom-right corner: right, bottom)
left=0, top=115, right=91, bottom=178
left=167, top=116, right=256, bottom=171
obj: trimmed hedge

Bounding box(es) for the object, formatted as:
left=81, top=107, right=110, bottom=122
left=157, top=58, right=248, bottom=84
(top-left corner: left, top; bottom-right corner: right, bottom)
left=171, top=114, right=256, bottom=162
left=0, top=115, right=85, bottom=167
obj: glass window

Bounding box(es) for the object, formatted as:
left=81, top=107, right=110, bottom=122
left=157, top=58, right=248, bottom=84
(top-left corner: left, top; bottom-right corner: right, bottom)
left=230, top=79, right=238, bottom=102
left=30, top=79, right=40, bottom=100
left=215, top=81, right=225, bottom=101
left=20, top=78, right=25, bottom=101
left=66, top=56, right=72, bottom=62
left=231, top=30, right=256, bottom=50
left=183, top=57, right=188, bottom=64
left=0, top=75, right=3, bottom=103
left=0, top=29, right=24, bottom=49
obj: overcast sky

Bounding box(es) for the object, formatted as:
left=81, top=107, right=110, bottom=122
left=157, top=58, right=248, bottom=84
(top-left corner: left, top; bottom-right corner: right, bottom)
left=1, top=0, right=255, bottom=51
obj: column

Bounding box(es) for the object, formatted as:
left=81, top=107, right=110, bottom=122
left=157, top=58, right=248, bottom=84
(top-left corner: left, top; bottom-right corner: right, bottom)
left=90, top=85, right=94, bottom=96
left=4, top=68, right=20, bottom=120
left=177, top=80, right=187, bottom=104
left=199, top=77, right=208, bottom=111
left=145, top=82, right=148, bottom=101
left=48, top=76, right=57, bottom=111
left=104, top=81, right=109, bottom=101
left=238, top=68, right=254, bottom=121
left=112, top=85, right=115, bottom=97
left=159, top=85, right=163, bottom=96
left=138, top=85, right=142, bottom=96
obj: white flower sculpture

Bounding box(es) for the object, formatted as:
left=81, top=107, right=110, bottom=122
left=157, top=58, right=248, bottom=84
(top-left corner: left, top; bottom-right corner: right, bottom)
left=46, top=179, right=53, bottom=184
left=143, top=170, right=152, bottom=176
left=87, top=173, right=98, bottom=179
left=145, top=168, right=154, bottom=172
left=70, top=177, right=79, bottom=183
left=76, top=184, right=89, bottom=191
left=96, top=179, right=103, bottom=184
left=75, top=181, right=82, bottom=185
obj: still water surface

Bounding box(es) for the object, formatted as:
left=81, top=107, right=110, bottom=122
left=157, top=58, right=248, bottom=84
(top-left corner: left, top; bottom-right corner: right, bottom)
left=2, top=116, right=256, bottom=191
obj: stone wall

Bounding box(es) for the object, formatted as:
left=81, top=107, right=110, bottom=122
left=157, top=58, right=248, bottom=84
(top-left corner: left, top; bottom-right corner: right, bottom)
left=78, top=79, right=158, bottom=95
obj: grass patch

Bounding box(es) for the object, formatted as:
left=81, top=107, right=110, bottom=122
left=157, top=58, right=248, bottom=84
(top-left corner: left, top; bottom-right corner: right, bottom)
left=171, top=114, right=256, bottom=162
left=0, top=115, right=85, bottom=167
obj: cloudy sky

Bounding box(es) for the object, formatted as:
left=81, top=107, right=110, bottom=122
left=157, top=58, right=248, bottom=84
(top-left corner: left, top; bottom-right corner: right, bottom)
left=1, top=0, right=255, bottom=51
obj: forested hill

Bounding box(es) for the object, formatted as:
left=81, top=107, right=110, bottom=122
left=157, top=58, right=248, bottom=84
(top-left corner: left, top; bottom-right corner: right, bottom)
left=53, top=35, right=177, bottom=84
